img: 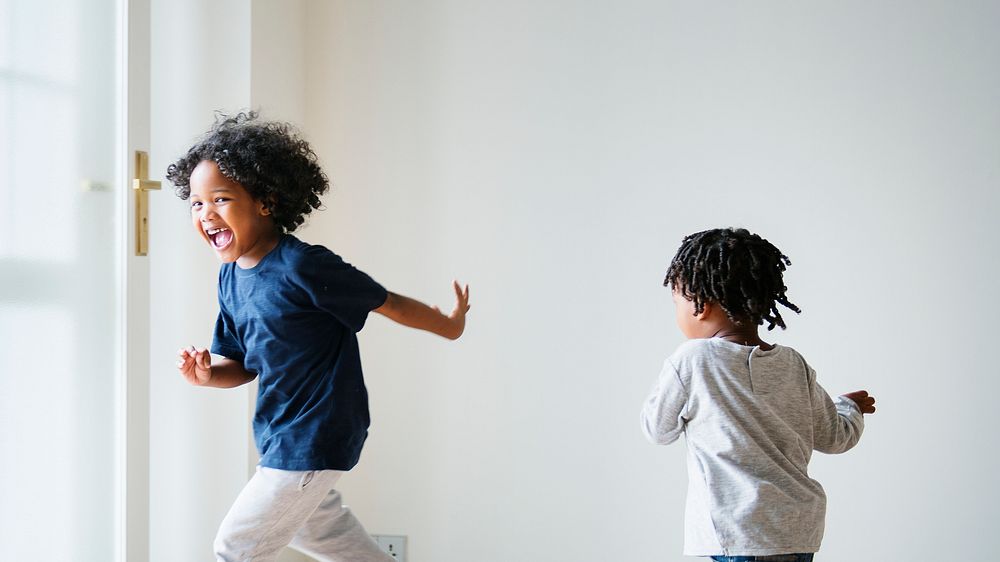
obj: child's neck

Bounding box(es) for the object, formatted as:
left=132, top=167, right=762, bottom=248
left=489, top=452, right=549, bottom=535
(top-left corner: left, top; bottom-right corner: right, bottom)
left=708, top=323, right=772, bottom=350
left=236, top=229, right=282, bottom=269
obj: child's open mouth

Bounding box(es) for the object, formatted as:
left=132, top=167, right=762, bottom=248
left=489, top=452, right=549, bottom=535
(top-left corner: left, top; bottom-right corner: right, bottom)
left=207, top=227, right=234, bottom=250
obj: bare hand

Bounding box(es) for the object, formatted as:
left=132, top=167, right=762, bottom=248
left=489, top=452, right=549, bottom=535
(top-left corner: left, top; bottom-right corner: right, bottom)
left=843, top=390, right=876, bottom=414
left=435, top=280, right=471, bottom=340
left=177, top=346, right=212, bottom=385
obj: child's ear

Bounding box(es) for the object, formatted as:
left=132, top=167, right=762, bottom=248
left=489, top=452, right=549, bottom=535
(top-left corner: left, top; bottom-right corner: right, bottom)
left=257, top=199, right=273, bottom=217
left=695, top=301, right=713, bottom=321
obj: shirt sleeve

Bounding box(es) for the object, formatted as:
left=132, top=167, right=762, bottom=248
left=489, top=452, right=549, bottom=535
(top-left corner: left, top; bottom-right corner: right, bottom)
left=294, top=245, right=389, bottom=333
left=809, top=367, right=865, bottom=454
left=641, top=358, right=690, bottom=445
left=211, top=305, right=245, bottom=362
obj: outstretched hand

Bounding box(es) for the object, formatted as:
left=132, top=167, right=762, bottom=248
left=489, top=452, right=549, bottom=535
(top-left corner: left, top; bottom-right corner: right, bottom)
left=177, top=345, right=212, bottom=386
left=375, top=281, right=471, bottom=340
left=843, top=390, right=876, bottom=415
left=434, top=280, right=471, bottom=340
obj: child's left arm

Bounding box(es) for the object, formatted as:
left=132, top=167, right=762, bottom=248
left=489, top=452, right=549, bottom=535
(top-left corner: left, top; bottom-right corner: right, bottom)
left=374, top=280, right=470, bottom=340
left=811, top=380, right=868, bottom=454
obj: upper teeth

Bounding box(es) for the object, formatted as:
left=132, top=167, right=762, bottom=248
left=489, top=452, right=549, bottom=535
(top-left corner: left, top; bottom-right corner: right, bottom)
left=207, top=228, right=229, bottom=235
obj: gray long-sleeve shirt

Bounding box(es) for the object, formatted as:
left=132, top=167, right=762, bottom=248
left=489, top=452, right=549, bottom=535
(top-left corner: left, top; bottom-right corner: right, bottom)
left=641, top=338, right=864, bottom=556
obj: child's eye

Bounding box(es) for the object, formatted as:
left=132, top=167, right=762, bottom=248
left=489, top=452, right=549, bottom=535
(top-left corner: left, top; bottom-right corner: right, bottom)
left=214, top=197, right=229, bottom=203
left=190, top=201, right=203, bottom=209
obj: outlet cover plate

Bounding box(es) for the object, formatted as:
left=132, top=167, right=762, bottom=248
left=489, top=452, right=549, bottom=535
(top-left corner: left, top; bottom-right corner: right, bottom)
left=372, top=534, right=407, bottom=561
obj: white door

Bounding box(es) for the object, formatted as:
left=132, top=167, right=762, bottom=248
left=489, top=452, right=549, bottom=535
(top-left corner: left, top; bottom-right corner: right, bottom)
left=0, top=0, right=151, bottom=560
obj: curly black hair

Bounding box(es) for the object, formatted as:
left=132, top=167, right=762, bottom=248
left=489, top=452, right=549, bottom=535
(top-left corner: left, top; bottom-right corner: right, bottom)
left=664, top=228, right=801, bottom=330
left=165, top=111, right=329, bottom=233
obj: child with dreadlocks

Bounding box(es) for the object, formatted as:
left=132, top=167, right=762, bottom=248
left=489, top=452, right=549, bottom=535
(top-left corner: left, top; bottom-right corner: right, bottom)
left=168, top=112, right=470, bottom=562
left=641, top=228, right=875, bottom=562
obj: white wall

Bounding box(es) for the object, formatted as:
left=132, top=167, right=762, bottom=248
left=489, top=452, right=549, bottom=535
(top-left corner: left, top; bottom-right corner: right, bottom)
left=299, top=2, right=1000, bottom=561
left=252, top=0, right=306, bottom=126
left=148, top=1, right=252, bottom=560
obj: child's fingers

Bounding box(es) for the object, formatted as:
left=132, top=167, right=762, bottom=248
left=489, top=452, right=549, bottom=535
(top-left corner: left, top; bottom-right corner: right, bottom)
left=845, top=390, right=876, bottom=414
left=177, top=348, right=192, bottom=367
left=452, top=280, right=470, bottom=306
left=856, top=393, right=875, bottom=406
left=865, top=396, right=877, bottom=411
left=176, top=346, right=209, bottom=375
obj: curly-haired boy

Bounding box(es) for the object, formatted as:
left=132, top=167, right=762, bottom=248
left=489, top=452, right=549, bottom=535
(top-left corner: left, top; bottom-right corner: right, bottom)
left=168, top=112, right=470, bottom=562
left=641, top=228, right=875, bottom=562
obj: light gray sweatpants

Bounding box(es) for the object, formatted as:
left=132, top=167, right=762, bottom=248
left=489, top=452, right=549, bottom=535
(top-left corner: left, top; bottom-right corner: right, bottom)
left=214, top=466, right=393, bottom=562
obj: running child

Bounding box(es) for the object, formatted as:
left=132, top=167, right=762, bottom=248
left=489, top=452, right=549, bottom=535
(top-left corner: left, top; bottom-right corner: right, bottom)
left=168, top=112, right=470, bottom=562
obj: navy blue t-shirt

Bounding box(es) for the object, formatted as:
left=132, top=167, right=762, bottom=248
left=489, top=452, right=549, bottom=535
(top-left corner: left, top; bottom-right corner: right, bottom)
left=211, top=234, right=388, bottom=471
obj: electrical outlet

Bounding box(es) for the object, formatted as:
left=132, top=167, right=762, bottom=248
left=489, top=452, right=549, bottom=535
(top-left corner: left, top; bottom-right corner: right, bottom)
left=372, top=534, right=407, bottom=561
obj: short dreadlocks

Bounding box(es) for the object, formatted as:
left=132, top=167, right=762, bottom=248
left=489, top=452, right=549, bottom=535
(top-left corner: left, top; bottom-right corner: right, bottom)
left=166, top=111, right=329, bottom=233
left=664, top=228, right=801, bottom=330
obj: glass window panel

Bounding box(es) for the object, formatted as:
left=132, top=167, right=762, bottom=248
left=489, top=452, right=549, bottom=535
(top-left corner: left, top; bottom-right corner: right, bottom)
left=6, top=83, right=77, bottom=261
left=0, top=83, right=9, bottom=250
left=0, top=306, right=78, bottom=560
left=0, top=0, right=118, bottom=560
left=0, top=0, right=10, bottom=67
left=11, top=0, right=78, bottom=85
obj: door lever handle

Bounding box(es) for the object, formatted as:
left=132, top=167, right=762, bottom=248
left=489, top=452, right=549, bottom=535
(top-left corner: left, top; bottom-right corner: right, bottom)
left=133, top=151, right=160, bottom=256
left=133, top=178, right=161, bottom=192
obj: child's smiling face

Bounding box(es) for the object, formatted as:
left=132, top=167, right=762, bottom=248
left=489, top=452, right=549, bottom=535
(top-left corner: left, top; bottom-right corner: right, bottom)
left=188, top=159, right=279, bottom=268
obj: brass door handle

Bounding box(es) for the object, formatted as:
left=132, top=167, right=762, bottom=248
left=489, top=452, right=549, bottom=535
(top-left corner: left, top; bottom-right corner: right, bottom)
left=133, top=178, right=161, bottom=192
left=134, top=151, right=160, bottom=256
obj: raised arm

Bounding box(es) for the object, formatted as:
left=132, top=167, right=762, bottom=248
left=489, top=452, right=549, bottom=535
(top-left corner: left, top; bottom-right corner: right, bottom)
left=374, top=281, right=470, bottom=340
left=812, top=380, right=869, bottom=454
left=177, top=346, right=257, bottom=388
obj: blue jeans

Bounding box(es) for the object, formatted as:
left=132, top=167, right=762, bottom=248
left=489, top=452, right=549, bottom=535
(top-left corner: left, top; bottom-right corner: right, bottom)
left=712, top=554, right=813, bottom=562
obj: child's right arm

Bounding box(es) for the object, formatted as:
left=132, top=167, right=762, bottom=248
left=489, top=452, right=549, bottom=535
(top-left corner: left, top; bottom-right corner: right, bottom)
left=641, top=359, right=689, bottom=445
left=176, top=346, right=256, bottom=388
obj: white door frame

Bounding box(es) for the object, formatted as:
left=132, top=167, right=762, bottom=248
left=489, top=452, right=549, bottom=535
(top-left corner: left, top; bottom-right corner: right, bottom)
left=121, top=0, right=150, bottom=559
